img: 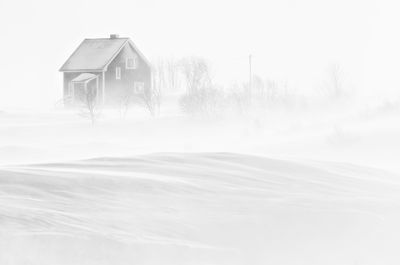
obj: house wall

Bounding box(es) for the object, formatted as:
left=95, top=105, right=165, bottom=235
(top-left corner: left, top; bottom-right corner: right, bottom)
left=62, top=42, right=151, bottom=107
left=104, top=43, right=151, bottom=105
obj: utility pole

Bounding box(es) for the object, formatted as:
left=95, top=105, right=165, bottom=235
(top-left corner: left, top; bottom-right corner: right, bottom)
left=249, top=54, right=252, bottom=101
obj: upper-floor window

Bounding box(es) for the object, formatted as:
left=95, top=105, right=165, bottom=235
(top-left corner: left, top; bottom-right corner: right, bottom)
left=126, top=56, right=138, bottom=69
left=116, top=67, right=121, bottom=80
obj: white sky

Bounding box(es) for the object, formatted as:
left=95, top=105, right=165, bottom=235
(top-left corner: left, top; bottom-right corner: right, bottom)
left=0, top=0, right=399, bottom=107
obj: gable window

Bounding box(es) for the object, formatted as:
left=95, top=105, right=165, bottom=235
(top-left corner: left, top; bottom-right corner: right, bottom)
left=116, top=67, right=121, bottom=80
left=126, top=56, right=138, bottom=69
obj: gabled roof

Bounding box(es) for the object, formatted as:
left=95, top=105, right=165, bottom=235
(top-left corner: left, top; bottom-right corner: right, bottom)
left=59, top=37, right=150, bottom=72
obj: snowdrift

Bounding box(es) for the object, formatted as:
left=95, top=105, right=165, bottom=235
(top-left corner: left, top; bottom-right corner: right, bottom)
left=1, top=152, right=400, bottom=265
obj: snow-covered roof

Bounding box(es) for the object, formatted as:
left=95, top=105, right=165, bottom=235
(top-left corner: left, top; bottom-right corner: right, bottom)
left=59, top=37, right=150, bottom=72
left=71, top=73, right=98, bottom=83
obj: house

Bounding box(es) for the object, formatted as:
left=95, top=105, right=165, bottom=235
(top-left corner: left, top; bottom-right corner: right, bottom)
left=59, top=34, right=151, bottom=106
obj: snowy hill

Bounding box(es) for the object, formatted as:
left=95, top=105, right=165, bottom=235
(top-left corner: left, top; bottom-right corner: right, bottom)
left=1, top=152, right=400, bottom=265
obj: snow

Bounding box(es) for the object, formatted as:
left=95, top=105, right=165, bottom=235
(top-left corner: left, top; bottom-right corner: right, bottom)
left=1, top=104, right=400, bottom=264
left=1, top=153, right=400, bottom=265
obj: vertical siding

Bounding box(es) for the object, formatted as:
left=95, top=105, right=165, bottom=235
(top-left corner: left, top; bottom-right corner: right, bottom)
left=62, top=42, right=151, bottom=107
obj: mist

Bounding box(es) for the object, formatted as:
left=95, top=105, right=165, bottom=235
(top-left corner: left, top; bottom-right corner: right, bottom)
left=1, top=0, right=400, bottom=107
left=1, top=0, right=400, bottom=264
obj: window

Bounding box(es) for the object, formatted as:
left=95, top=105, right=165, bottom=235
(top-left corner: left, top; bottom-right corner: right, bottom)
left=126, top=56, right=138, bottom=69
left=133, top=82, right=145, bottom=94
left=116, top=67, right=121, bottom=80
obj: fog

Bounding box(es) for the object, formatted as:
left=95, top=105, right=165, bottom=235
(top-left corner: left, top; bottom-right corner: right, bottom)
left=1, top=0, right=400, bottom=264
left=1, top=0, right=400, bottom=107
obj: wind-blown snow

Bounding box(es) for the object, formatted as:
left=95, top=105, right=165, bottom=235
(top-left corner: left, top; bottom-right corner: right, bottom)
left=1, top=152, right=400, bottom=265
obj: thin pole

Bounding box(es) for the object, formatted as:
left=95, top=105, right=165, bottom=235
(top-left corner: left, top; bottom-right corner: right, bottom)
left=96, top=76, right=99, bottom=104
left=249, top=54, right=252, bottom=100
left=102, top=71, right=106, bottom=105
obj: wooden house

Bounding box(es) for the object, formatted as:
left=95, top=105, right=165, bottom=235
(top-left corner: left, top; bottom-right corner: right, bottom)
left=59, top=34, right=151, bottom=106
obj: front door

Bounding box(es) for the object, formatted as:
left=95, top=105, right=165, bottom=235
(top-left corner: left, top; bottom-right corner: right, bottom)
left=71, top=78, right=98, bottom=105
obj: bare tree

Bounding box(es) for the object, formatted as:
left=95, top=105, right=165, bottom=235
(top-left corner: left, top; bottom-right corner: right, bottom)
left=141, top=60, right=165, bottom=116
left=79, top=85, right=100, bottom=125
left=180, top=57, right=212, bottom=94
left=265, top=79, right=279, bottom=103
left=227, top=82, right=251, bottom=114
left=152, top=59, right=166, bottom=92
left=118, top=58, right=165, bottom=118
left=140, top=92, right=155, bottom=116
left=165, top=58, right=180, bottom=93
left=324, top=63, right=345, bottom=99
left=119, top=86, right=135, bottom=118
left=179, top=57, right=217, bottom=115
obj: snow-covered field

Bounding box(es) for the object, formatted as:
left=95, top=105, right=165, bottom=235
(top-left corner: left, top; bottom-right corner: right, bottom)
left=1, top=105, right=400, bottom=264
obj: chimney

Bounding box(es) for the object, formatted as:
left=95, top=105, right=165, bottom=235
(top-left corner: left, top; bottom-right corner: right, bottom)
left=110, top=34, right=119, bottom=39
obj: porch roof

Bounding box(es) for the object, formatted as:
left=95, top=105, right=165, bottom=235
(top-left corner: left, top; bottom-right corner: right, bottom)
left=71, top=73, right=98, bottom=83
